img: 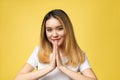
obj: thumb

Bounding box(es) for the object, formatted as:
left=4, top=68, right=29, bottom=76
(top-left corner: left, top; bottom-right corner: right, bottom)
left=53, top=41, right=58, bottom=54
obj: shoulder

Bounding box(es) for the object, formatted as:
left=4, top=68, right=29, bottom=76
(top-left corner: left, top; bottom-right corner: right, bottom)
left=32, top=45, right=40, bottom=54
left=34, top=45, right=40, bottom=51
left=26, top=45, right=40, bottom=68
left=81, top=50, right=86, bottom=55
left=79, top=51, right=91, bottom=72
left=81, top=50, right=87, bottom=59
left=28, top=45, right=40, bottom=59
left=81, top=51, right=89, bottom=63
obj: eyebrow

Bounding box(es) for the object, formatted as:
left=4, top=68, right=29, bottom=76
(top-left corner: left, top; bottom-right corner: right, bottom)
left=46, top=25, right=62, bottom=28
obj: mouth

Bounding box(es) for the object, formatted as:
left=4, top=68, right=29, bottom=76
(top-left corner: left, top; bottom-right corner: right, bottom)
left=51, top=38, right=61, bottom=42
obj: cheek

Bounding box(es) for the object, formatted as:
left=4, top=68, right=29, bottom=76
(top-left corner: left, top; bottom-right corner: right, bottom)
left=46, top=32, right=51, bottom=40
left=58, top=31, right=65, bottom=37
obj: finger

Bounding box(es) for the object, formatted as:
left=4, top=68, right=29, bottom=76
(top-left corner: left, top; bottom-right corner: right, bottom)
left=56, top=51, right=60, bottom=61
left=53, top=41, right=58, bottom=54
left=56, top=53, right=61, bottom=66
left=52, top=52, right=56, bottom=60
left=52, top=53, right=56, bottom=64
left=50, top=52, right=56, bottom=67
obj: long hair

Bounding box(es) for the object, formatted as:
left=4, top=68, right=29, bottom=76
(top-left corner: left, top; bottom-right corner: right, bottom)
left=38, top=9, right=84, bottom=66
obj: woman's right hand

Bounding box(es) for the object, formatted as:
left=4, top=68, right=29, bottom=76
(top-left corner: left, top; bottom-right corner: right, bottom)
left=50, top=41, right=58, bottom=69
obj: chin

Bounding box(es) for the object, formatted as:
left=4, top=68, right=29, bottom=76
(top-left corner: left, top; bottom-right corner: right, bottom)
left=58, top=40, right=64, bottom=47
left=58, top=43, right=61, bottom=46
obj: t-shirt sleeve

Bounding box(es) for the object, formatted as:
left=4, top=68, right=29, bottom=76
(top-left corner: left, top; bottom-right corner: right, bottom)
left=26, top=46, right=39, bottom=68
left=79, top=52, right=91, bottom=72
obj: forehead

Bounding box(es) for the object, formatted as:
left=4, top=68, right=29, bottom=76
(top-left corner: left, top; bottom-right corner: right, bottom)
left=46, top=17, right=61, bottom=27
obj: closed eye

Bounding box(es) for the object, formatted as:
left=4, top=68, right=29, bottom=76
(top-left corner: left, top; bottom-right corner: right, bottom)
left=56, top=26, right=63, bottom=30
left=46, top=28, right=52, bottom=32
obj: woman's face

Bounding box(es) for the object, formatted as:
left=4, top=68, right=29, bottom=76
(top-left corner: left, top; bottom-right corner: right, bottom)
left=45, top=17, right=65, bottom=46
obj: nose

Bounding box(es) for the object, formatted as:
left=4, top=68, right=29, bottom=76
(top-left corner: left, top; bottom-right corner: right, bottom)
left=52, top=30, right=58, bottom=37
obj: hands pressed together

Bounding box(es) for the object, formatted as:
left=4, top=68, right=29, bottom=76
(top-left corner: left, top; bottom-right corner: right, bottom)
left=50, top=41, right=64, bottom=70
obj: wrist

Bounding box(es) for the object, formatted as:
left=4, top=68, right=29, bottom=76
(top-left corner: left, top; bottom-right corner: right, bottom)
left=58, top=65, right=66, bottom=71
left=49, top=65, right=56, bottom=71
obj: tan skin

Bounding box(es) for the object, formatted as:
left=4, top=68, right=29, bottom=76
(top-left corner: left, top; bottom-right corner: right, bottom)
left=14, top=17, right=97, bottom=80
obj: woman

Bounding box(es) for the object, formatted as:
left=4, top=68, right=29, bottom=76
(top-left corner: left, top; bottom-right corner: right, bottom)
left=15, top=9, right=97, bottom=80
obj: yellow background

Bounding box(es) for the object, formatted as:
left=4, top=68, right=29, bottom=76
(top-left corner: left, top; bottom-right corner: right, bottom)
left=0, top=0, right=120, bottom=80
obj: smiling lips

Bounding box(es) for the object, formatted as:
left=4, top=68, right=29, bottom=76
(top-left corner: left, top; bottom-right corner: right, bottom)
left=52, top=38, right=61, bottom=41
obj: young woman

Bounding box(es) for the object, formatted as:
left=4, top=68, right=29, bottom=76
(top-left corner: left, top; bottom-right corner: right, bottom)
left=15, top=9, right=97, bottom=80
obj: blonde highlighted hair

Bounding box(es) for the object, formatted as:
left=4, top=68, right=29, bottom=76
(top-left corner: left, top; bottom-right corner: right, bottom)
left=38, top=9, right=84, bottom=66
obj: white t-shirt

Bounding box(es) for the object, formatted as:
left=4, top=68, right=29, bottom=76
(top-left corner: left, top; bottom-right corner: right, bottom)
left=27, top=46, right=91, bottom=80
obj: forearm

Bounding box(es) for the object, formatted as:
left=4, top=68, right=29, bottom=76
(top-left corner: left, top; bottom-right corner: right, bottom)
left=15, top=66, right=54, bottom=80
left=59, top=67, right=96, bottom=80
